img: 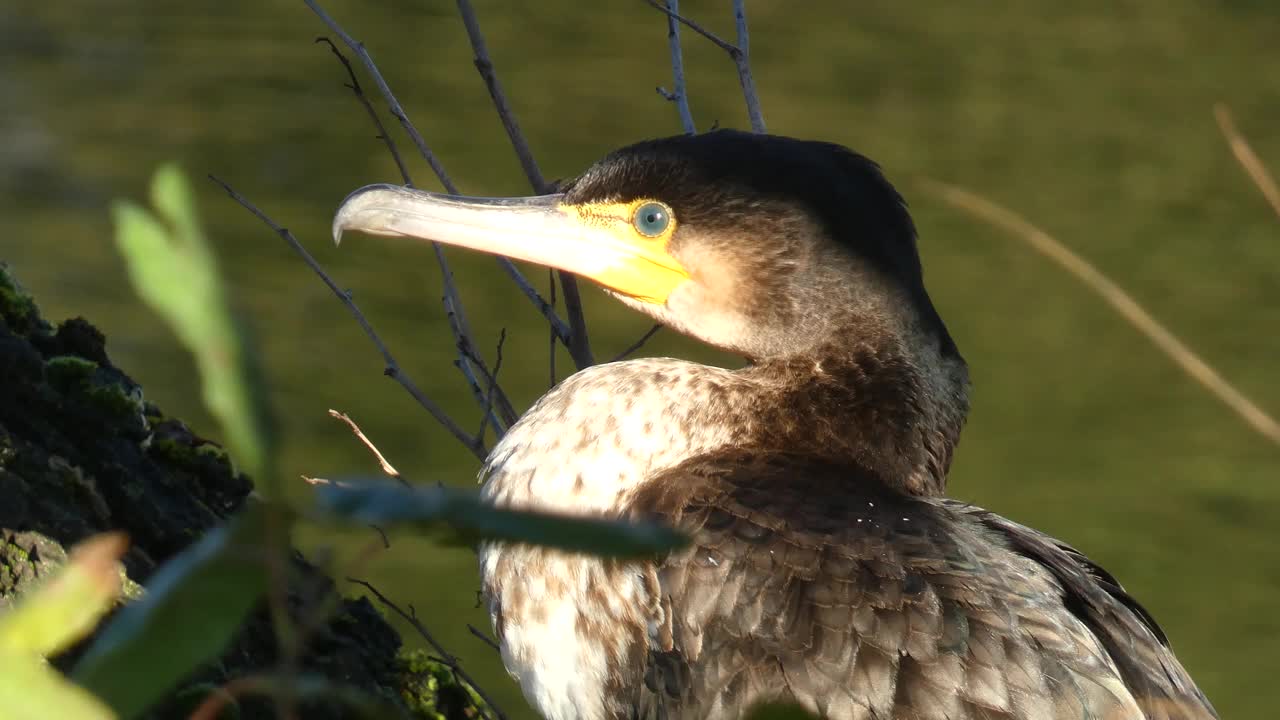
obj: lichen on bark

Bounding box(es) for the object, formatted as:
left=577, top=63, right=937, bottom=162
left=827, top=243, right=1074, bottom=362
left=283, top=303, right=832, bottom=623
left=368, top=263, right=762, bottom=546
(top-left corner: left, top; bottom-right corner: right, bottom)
left=0, top=262, right=486, bottom=720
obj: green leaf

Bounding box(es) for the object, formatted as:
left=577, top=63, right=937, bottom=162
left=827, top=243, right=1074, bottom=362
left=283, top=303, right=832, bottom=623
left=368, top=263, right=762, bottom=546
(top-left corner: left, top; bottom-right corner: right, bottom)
left=0, top=650, right=116, bottom=720
left=0, top=533, right=128, bottom=657
left=111, top=164, right=276, bottom=486
left=72, top=503, right=281, bottom=719
left=315, top=482, right=687, bottom=558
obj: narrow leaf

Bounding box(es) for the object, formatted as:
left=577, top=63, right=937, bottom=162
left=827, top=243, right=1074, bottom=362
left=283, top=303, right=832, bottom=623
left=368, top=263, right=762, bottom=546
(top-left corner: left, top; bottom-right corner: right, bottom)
left=0, top=533, right=128, bottom=656
left=72, top=503, right=279, bottom=718
left=0, top=650, right=116, bottom=720
left=111, top=164, right=276, bottom=485
left=315, top=482, right=686, bottom=558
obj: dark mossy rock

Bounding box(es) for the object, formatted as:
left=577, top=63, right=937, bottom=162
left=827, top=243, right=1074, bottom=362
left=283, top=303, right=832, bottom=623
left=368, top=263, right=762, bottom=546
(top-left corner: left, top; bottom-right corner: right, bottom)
left=0, top=263, right=486, bottom=720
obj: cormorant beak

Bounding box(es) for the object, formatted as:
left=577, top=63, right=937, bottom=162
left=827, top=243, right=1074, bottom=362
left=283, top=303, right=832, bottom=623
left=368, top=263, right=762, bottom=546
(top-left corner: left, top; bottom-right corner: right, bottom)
left=332, top=184, right=689, bottom=305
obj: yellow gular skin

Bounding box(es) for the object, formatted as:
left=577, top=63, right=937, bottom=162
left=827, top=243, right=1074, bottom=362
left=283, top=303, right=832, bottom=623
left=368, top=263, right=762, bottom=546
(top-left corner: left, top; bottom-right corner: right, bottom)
left=558, top=200, right=687, bottom=305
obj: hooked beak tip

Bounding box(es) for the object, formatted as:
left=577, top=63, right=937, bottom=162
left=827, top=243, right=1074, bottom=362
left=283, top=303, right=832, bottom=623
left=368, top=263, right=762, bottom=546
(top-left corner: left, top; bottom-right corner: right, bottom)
left=332, top=183, right=404, bottom=247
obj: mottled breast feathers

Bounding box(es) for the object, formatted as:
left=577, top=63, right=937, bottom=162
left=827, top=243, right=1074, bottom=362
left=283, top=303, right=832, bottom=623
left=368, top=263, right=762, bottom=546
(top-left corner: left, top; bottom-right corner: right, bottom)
left=620, top=451, right=1217, bottom=720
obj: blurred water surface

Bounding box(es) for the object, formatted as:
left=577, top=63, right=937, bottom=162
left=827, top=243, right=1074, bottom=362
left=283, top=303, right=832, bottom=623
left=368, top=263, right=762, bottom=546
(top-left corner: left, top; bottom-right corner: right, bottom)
left=4, top=1, right=1279, bottom=717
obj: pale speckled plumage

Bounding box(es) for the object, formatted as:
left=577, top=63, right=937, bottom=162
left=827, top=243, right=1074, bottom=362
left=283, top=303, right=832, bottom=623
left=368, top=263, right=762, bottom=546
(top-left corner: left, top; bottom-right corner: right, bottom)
left=479, top=359, right=747, bottom=720
left=480, top=358, right=745, bottom=514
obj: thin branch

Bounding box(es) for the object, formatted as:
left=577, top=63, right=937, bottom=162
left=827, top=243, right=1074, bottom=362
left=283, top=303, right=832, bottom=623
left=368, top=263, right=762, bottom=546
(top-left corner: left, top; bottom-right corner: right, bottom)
left=349, top=578, right=508, bottom=720
left=923, top=178, right=1280, bottom=447
left=1214, top=103, right=1280, bottom=220
left=454, top=0, right=596, bottom=370
left=440, top=293, right=506, bottom=440
left=731, top=0, right=766, bottom=133
left=318, top=29, right=515, bottom=431
left=327, top=409, right=404, bottom=483
left=454, top=0, right=546, bottom=191
left=305, top=0, right=454, bottom=193
left=643, top=0, right=736, bottom=53
left=557, top=273, right=594, bottom=368
left=460, top=339, right=519, bottom=426
left=315, top=37, right=413, bottom=185
left=475, top=329, right=509, bottom=443
left=549, top=269, right=558, bottom=389
left=307, top=0, right=571, bottom=369
left=497, top=260, right=573, bottom=341
left=611, top=324, right=664, bottom=363
left=642, top=0, right=765, bottom=133
left=452, top=358, right=501, bottom=445
left=659, top=0, right=696, bottom=134
left=468, top=624, right=501, bottom=652
left=208, top=175, right=486, bottom=459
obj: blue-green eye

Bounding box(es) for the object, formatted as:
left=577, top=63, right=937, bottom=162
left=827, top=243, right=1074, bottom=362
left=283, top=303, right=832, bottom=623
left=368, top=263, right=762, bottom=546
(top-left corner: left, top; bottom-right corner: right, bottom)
left=632, top=202, right=672, bottom=237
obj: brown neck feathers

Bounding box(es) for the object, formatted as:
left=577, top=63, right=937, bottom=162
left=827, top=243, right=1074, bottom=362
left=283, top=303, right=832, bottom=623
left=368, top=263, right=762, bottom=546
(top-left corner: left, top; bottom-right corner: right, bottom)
left=741, top=337, right=969, bottom=496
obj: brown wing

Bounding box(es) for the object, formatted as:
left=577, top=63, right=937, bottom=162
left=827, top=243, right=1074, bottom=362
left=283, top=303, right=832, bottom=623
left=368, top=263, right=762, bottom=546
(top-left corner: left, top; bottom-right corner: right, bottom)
left=953, top=505, right=1218, bottom=720
left=622, top=451, right=1215, bottom=720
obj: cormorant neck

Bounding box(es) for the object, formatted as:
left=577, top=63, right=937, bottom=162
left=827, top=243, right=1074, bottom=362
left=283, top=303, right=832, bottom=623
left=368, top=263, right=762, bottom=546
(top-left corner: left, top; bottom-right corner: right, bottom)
left=743, top=325, right=969, bottom=497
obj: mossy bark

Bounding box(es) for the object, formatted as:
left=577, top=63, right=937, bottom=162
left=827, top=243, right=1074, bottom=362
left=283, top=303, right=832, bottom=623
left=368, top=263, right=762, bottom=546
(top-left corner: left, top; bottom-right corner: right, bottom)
left=0, top=263, right=485, bottom=720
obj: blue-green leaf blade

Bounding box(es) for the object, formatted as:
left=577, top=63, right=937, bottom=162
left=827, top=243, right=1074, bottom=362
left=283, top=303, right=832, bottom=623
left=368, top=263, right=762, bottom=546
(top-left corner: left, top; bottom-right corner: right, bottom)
left=316, top=482, right=686, bottom=558
left=71, top=504, right=278, bottom=719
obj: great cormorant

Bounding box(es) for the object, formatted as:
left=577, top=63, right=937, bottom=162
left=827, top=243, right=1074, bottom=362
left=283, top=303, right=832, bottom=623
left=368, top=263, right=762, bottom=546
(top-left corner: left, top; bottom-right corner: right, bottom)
left=333, top=130, right=1217, bottom=720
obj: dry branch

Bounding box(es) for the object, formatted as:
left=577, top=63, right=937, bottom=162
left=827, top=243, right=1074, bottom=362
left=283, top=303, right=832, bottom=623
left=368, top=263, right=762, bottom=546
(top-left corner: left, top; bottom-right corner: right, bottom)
left=643, top=0, right=766, bottom=132
left=659, top=0, right=697, bottom=135
left=328, top=409, right=404, bottom=481
left=1214, top=103, right=1280, bottom=221
left=924, top=178, right=1280, bottom=447
left=208, top=174, right=487, bottom=459
left=349, top=578, right=509, bottom=720
left=612, top=324, right=664, bottom=363
left=315, top=26, right=519, bottom=433
left=475, top=329, right=509, bottom=444
left=454, top=0, right=596, bottom=370
left=304, top=0, right=577, bottom=359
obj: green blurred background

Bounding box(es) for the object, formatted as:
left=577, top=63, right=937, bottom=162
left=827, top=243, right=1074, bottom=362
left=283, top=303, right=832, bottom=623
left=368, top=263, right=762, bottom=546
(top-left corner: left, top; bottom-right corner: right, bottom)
left=4, top=1, right=1278, bottom=717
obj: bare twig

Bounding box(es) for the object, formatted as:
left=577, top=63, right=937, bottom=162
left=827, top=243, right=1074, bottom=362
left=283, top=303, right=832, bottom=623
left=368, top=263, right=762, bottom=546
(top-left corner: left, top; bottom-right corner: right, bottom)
left=549, top=269, right=558, bottom=389
left=1214, top=103, right=1280, bottom=220
left=446, top=321, right=506, bottom=442
left=924, top=178, right=1280, bottom=447
left=454, top=0, right=596, bottom=370
left=208, top=175, right=486, bottom=459
left=305, top=0, right=454, bottom=192
left=468, top=623, right=502, bottom=652
left=497, top=260, right=573, bottom=342
left=315, top=37, right=413, bottom=185
left=318, top=29, right=520, bottom=430
left=306, top=0, right=571, bottom=365
left=557, top=273, right=594, bottom=368
left=327, top=409, right=404, bottom=482
left=731, top=0, right=766, bottom=133
left=454, top=0, right=545, bottom=192
left=642, top=0, right=766, bottom=132
left=350, top=578, right=508, bottom=720
left=460, top=339, right=519, bottom=426
left=475, top=329, right=509, bottom=443
left=643, top=0, right=735, bottom=53
left=659, top=0, right=697, bottom=134
left=611, top=324, right=664, bottom=363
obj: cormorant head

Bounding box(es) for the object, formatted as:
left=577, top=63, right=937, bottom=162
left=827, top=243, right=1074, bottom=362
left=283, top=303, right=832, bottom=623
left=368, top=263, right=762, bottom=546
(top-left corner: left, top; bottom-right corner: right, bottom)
left=334, top=130, right=958, bottom=363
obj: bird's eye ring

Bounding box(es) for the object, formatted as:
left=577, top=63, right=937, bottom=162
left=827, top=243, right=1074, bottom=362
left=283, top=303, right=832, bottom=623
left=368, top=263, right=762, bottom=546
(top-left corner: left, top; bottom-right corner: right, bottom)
left=632, top=202, right=672, bottom=238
